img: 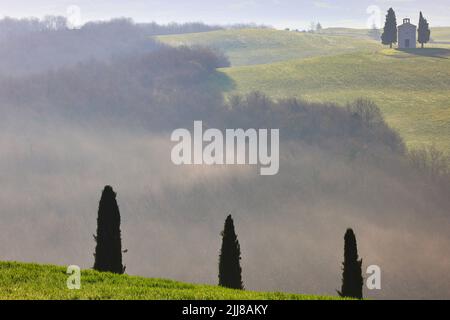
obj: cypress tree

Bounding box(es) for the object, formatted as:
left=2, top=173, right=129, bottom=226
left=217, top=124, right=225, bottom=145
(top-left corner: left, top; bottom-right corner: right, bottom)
left=418, top=12, right=431, bottom=49
left=93, top=185, right=125, bottom=274
left=338, top=228, right=363, bottom=299
left=218, top=215, right=243, bottom=290
left=381, top=8, right=398, bottom=48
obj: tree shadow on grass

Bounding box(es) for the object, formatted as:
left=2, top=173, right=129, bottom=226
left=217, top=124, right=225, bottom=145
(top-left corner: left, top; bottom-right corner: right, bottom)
left=397, top=48, right=450, bottom=59
left=210, top=70, right=237, bottom=93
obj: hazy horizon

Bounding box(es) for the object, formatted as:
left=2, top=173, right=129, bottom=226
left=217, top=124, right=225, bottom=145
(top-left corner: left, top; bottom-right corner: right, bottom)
left=1, top=0, right=450, bottom=30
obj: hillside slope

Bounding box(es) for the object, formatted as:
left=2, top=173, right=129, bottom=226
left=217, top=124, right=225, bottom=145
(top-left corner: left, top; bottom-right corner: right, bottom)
left=222, top=49, right=450, bottom=152
left=157, top=27, right=450, bottom=153
left=0, top=261, right=338, bottom=300
left=156, top=28, right=382, bottom=66
left=321, top=27, right=450, bottom=42
left=431, top=27, right=450, bottom=43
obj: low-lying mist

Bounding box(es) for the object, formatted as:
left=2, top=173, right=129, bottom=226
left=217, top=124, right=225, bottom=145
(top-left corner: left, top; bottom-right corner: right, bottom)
left=2, top=110, right=449, bottom=299
left=1, top=17, right=449, bottom=300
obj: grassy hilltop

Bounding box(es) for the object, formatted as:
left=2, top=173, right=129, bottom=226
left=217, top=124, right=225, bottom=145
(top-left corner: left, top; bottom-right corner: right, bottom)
left=223, top=49, right=450, bottom=151
left=158, top=27, right=450, bottom=152
left=157, top=28, right=382, bottom=66
left=0, top=261, right=337, bottom=300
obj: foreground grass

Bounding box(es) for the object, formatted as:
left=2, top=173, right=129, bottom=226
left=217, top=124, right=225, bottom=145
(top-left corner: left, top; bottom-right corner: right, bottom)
left=0, top=261, right=338, bottom=300
left=222, top=49, right=450, bottom=152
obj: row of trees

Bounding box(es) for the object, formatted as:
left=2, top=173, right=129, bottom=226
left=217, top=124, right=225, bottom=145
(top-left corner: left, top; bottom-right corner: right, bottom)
left=382, top=8, right=431, bottom=48
left=93, top=185, right=364, bottom=299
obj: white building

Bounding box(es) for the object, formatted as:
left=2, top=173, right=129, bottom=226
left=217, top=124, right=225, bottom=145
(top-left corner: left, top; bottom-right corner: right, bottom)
left=398, top=18, right=417, bottom=49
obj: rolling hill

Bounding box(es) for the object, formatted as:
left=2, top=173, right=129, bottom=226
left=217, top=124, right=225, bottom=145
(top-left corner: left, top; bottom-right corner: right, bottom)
left=156, top=28, right=382, bottom=66
left=0, top=261, right=338, bottom=300
left=222, top=49, right=450, bottom=151
left=431, top=27, right=450, bottom=43
left=320, top=27, right=450, bottom=42
left=319, top=27, right=375, bottom=39
left=158, top=28, right=450, bottom=153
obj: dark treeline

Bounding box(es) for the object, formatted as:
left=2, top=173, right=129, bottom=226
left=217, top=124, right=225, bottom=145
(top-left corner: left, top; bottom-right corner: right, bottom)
left=0, top=16, right=268, bottom=76
left=0, top=18, right=161, bottom=76
left=0, top=45, right=228, bottom=129
left=224, top=94, right=404, bottom=154
left=0, top=17, right=229, bottom=76
left=0, top=16, right=267, bottom=39
left=0, top=16, right=223, bottom=39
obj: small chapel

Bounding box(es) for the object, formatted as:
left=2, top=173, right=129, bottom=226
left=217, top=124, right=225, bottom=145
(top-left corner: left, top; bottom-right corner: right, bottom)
left=398, top=18, right=417, bottom=49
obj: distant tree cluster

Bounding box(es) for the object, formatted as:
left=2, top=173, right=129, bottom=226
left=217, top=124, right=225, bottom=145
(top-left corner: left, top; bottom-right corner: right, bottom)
left=0, top=45, right=229, bottom=129
left=226, top=23, right=271, bottom=30
left=0, top=16, right=69, bottom=40
left=224, top=93, right=405, bottom=154
left=138, top=21, right=223, bottom=35
left=408, top=146, right=450, bottom=192
left=0, top=17, right=228, bottom=76
left=0, top=18, right=160, bottom=75
left=307, top=22, right=323, bottom=33
left=0, top=16, right=223, bottom=38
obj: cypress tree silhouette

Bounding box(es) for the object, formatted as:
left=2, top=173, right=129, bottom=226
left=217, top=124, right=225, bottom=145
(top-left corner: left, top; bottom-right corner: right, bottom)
left=93, top=185, right=125, bottom=274
left=381, top=8, right=398, bottom=48
left=218, top=215, right=244, bottom=290
left=338, top=228, right=363, bottom=299
left=418, top=12, right=431, bottom=49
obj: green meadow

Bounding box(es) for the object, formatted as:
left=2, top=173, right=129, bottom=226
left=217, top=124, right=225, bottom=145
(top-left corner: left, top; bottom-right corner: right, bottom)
left=157, top=28, right=383, bottom=66
left=222, top=49, right=450, bottom=151
left=159, top=28, right=450, bottom=152
left=0, top=261, right=338, bottom=300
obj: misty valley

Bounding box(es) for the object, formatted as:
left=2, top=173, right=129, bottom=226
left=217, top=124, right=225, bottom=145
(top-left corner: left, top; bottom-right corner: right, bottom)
left=0, top=11, right=449, bottom=302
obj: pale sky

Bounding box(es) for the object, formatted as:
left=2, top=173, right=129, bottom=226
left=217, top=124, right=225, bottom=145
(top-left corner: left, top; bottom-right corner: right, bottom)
left=0, top=0, right=449, bottom=29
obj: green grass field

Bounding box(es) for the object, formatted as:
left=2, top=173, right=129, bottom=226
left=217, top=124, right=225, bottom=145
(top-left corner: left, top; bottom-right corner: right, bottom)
left=320, top=27, right=450, bottom=42
left=222, top=49, right=450, bottom=151
left=157, top=28, right=382, bottom=66
left=429, top=27, right=450, bottom=43
left=159, top=28, right=450, bottom=153
left=0, top=261, right=338, bottom=300
left=319, top=27, right=375, bottom=39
